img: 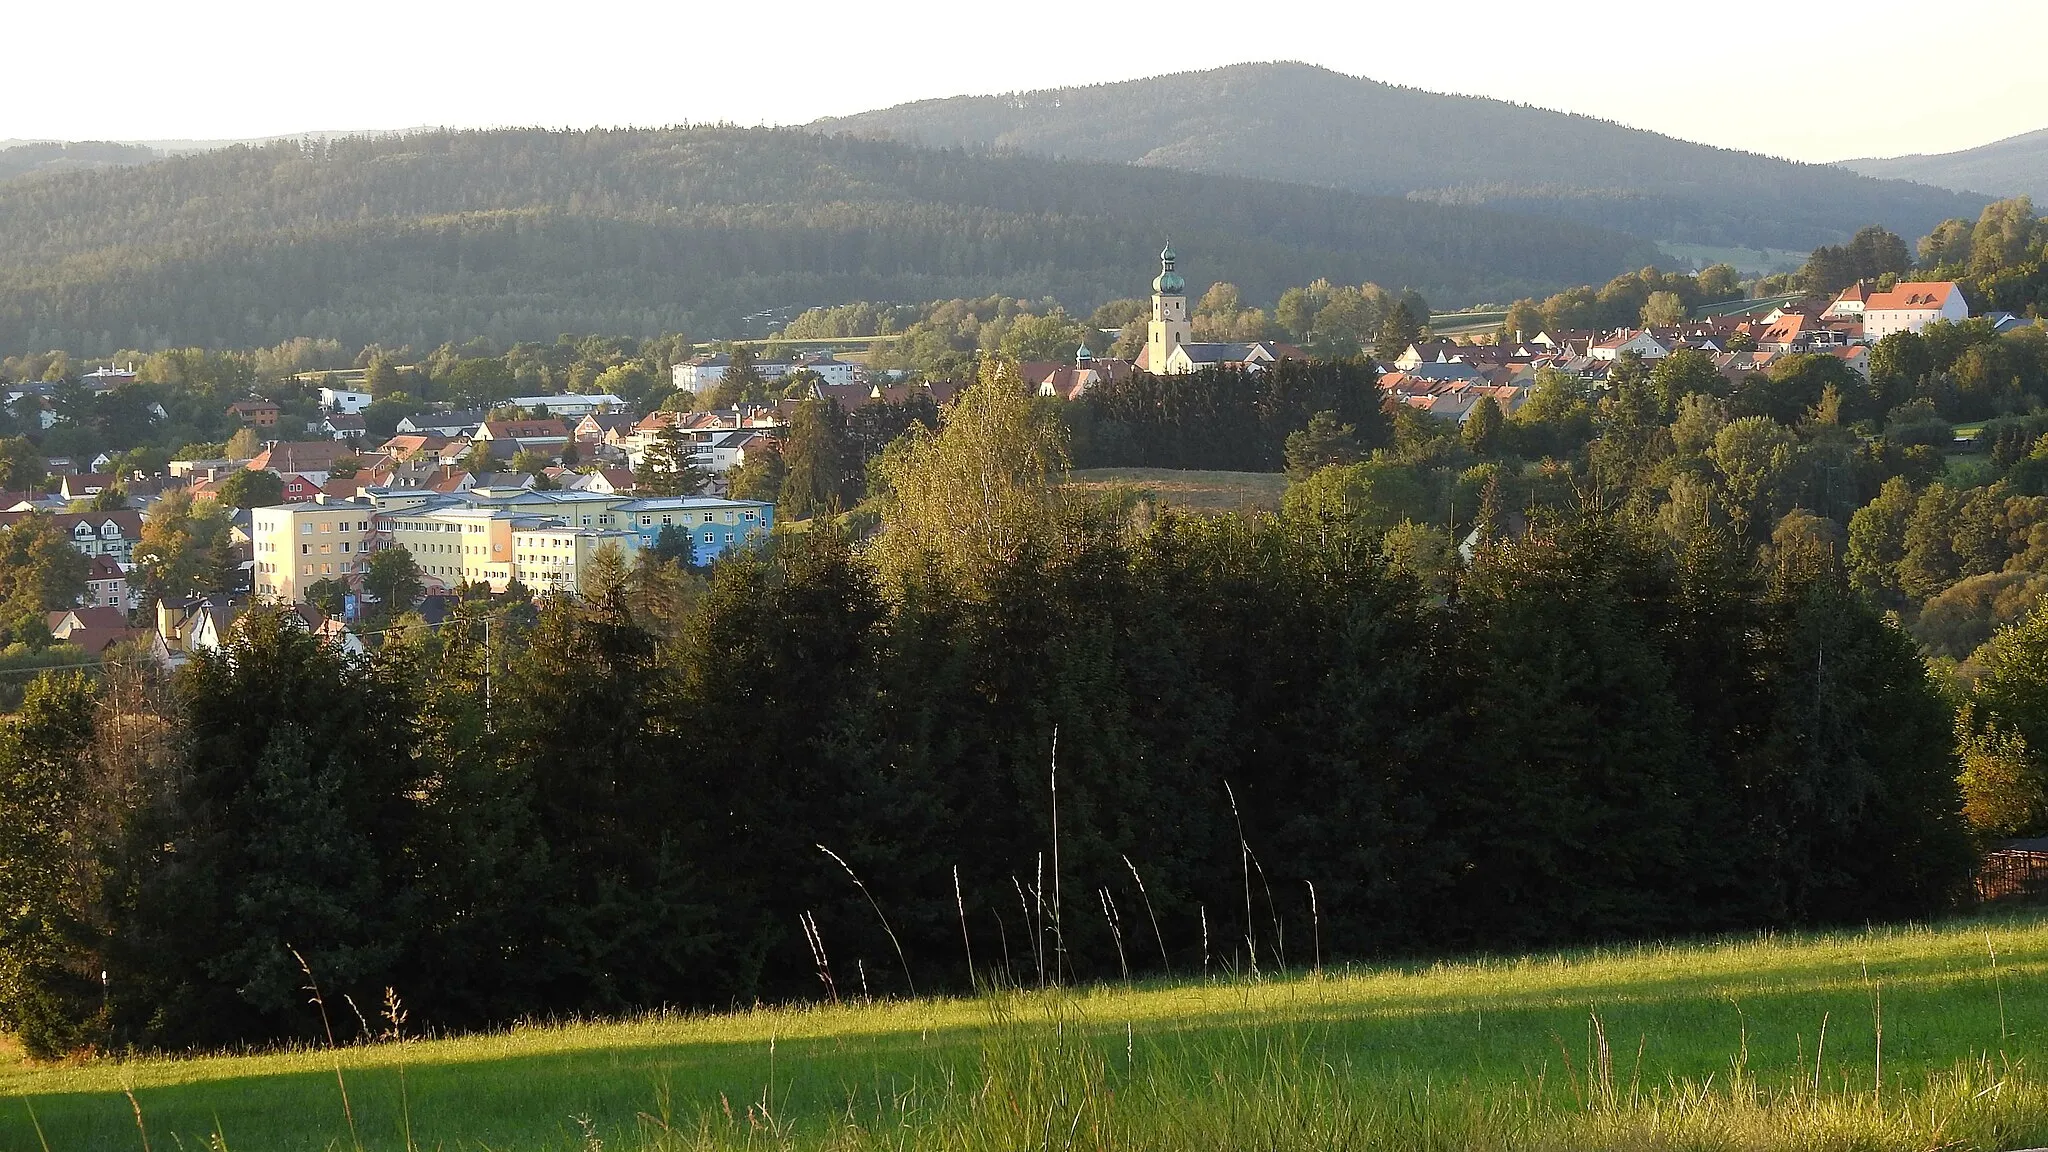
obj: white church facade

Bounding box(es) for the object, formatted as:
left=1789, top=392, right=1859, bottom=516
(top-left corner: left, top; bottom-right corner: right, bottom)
left=1135, top=244, right=1302, bottom=374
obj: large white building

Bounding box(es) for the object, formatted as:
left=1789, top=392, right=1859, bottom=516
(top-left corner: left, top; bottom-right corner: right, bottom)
left=671, top=352, right=856, bottom=394
left=499, top=393, right=628, bottom=417
left=319, top=387, right=374, bottom=414
left=1863, top=281, right=1970, bottom=340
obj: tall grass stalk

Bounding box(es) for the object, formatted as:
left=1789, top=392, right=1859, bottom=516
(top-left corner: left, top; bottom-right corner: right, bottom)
left=21, top=1100, right=48, bottom=1152
left=816, top=845, right=915, bottom=998
left=1223, top=781, right=1257, bottom=978
left=1989, top=932, right=2008, bottom=1042
left=288, top=945, right=361, bottom=1152
left=1120, top=854, right=1170, bottom=976
left=1306, top=880, right=1321, bottom=973
left=1098, top=888, right=1127, bottom=980
left=1048, top=729, right=1066, bottom=986
left=953, top=865, right=975, bottom=987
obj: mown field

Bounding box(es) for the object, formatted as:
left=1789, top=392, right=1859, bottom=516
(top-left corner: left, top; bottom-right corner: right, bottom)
left=1064, top=467, right=1290, bottom=513
left=6, top=910, right=2048, bottom=1150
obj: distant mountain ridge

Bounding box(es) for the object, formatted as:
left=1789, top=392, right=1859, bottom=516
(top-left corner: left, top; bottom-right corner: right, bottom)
left=815, top=62, right=1988, bottom=251
left=1843, top=128, right=2048, bottom=204
left=0, top=126, right=1656, bottom=353
left=0, top=141, right=158, bottom=182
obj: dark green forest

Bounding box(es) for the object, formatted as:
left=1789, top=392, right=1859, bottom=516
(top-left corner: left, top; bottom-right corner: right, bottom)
left=818, top=62, right=1988, bottom=250
left=0, top=127, right=1656, bottom=355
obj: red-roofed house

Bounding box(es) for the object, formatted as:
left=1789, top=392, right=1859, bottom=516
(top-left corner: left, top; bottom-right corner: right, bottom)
left=58, top=474, right=114, bottom=501
left=1823, top=282, right=1870, bottom=321
left=226, top=398, right=280, bottom=428
left=82, top=555, right=130, bottom=610
left=473, top=418, right=570, bottom=447
left=279, top=473, right=326, bottom=502
left=1865, top=282, right=1969, bottom=340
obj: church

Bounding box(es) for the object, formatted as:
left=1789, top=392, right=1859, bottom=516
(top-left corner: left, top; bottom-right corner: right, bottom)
left=1134, top=244, right=1303, bottom=374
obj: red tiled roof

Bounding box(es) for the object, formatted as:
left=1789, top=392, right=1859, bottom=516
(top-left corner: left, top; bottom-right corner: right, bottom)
left=1866, top=281, right=1961, bottom=312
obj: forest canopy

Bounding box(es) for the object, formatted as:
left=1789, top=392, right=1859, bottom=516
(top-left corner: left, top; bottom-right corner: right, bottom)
left=0, top=127, right=1658, bottom=355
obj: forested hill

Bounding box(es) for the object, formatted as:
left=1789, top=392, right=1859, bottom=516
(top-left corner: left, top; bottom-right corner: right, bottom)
left=0, top=141, right=157, bottom=182
left=0, top=127, right=1656, bottom=354
left=1844, top=127, right=2048, bottom=204
left=816, top=62, right=1987, bottom=251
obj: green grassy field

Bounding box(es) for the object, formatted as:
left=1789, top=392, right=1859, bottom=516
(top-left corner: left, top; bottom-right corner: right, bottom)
left=1065, top=468, right=1289, bottom=513
left=1655, top=242, right=1809, bottom=277
left=7, top=910, right=2048, bottom=1150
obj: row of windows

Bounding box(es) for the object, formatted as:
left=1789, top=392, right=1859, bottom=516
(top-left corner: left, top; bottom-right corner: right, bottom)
left=258, top=560, right=360, bottom=577
left=635, top=510, right=758, bottom=527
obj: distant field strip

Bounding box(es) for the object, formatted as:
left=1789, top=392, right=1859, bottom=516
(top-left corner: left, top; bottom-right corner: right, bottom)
left=1064, top=467, right=1289, bottom=512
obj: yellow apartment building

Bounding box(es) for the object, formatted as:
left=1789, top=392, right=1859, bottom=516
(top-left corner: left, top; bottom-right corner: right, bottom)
left=251, top=499, right=377, bottom=603
left=382, top=507, right=518, bottom=593
left=512, top=527, right=644, bottom=595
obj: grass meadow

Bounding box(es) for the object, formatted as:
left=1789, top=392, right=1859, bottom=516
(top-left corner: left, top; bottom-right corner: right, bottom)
left=1063, top=468, right=1291, bottom=514
left=6, top=910, right=2048, bottom=1149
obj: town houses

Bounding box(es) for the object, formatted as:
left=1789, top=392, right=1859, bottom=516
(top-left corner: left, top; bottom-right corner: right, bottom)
left=0, top=238, right=2015, bottom=676
left=1374, top=275, right=1983, bottom=429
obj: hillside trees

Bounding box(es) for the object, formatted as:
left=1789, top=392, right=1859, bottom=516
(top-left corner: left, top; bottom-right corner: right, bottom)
left=0, top=128, right=1656, bottom=354
left=1079, top=359, right=1387, bottom=471
left=779, top=399, right=857, bottom=521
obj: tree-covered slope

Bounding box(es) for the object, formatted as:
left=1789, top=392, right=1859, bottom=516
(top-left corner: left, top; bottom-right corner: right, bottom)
left=816, top=62, right=1987, bottom=250
left=0, top=140, right=157, bottom=182
left=1844, top=127, right=2048, bottom=203
left=0, top=126, right=1656, bottom=353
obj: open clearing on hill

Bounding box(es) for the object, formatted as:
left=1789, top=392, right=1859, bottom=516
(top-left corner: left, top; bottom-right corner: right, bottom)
left=1064, top=467, right=1289, bottom=513
left=5, top=911, right=2048, bottom=1149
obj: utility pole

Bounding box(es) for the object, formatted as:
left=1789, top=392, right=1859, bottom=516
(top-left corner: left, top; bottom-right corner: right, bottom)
left=482, top=614, right=493, bottom=733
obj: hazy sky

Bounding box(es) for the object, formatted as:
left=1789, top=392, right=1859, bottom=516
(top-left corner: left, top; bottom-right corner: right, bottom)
left=6, top=0, right=2043, bottom=163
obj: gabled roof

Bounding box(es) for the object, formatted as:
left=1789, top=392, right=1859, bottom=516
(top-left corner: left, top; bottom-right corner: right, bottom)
left=0, top=509, right=145, bottom=536
left=49, top=607, right=129, bottom=636
left=1866, top=281, right=1962, bottom=312
left=249, top=441, right=355, bottom=473
left=57, top=626, right=145, bottom=655
left=479, top=419, right=569, bottom=440
left=379, top=433, right=452, bottom=457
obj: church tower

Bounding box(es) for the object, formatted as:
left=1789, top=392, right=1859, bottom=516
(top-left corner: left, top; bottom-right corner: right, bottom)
left=1147, top=242, right=1191, bottom=373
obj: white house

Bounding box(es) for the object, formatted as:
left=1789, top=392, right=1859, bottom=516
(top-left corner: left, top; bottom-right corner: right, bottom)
left=796, top=354, right=858, bottom=386
left=1863, top=282, right=1969, bottom=340
left=1822, top=283, right=1869, bottom=321
left=500, top=394, right=628, bottom=418
left=672, top=354, right=799, bottom=394
left=319, top=387, right=374, bottom=414
left=1588, top=330, right=1672, bottom=361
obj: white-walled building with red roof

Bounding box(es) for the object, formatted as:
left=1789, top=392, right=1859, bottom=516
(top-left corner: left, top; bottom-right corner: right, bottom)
left=1864, top=282, right=1969, bottom=340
